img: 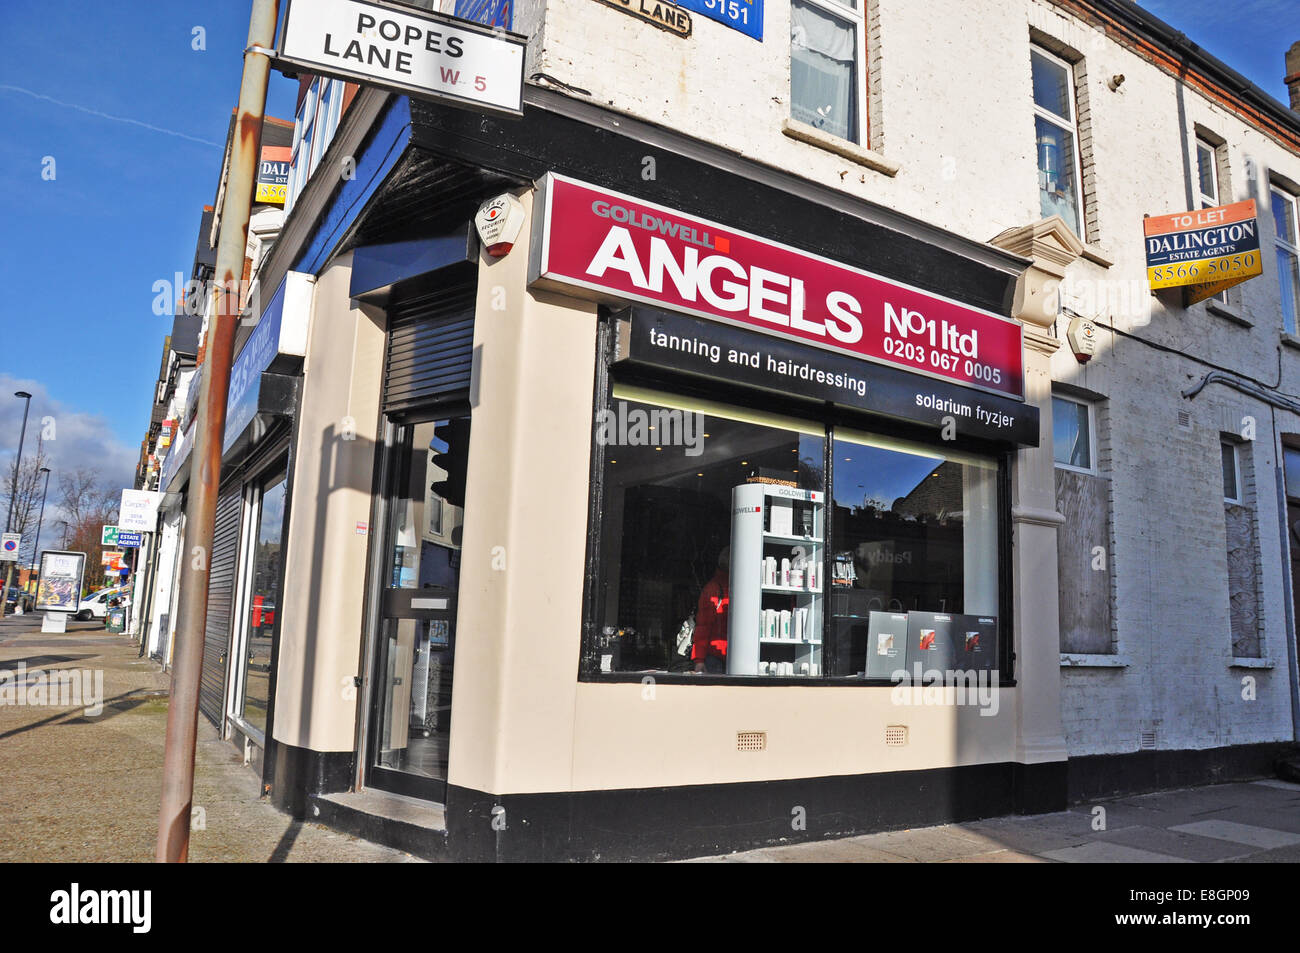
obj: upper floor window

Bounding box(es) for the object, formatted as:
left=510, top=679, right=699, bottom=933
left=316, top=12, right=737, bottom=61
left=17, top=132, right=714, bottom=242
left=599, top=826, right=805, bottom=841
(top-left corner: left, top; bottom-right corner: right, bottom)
left=1221, top=440, right=1241, bottom=503
left=1271, top=185, right=1300, bottom=335
left=1195, top=135, right=1231, bottom=305
left=1052, top=395, right=1093, bottom=473
left=1196, top=137, right=1220, bottom=208
left=285, top=77, right=347, bottom=215
left=791, top=0, right=865, bottom=145
left=1031, top=46, right=1084, bottom=240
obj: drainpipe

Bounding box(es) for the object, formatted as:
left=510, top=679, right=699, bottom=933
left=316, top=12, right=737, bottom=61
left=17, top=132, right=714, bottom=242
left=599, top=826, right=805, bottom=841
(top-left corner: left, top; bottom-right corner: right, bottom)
left=156, top=0, right=280, bottom=863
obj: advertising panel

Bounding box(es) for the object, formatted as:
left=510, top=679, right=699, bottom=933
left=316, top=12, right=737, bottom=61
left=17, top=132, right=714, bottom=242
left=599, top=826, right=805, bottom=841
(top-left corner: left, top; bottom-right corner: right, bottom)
left=35, top=551, right=86, bottom=613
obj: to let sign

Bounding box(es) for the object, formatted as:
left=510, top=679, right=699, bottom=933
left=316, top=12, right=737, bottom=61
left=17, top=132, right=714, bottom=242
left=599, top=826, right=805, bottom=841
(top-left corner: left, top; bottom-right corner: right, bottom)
left=1144, top=199, right=1262, bottom=302
left=278, top=0, right=526, bottom=116
left=531, top=175, right=1025, bottom=399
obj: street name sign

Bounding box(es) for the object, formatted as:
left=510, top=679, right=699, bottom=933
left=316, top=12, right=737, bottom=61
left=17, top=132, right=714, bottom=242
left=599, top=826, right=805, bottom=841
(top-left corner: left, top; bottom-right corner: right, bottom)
left=277, top=0, right=526, bottom=116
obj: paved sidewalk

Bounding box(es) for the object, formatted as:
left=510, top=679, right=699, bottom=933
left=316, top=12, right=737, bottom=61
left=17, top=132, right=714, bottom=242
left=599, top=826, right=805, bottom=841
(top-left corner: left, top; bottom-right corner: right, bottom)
left=5, top=614, right=1298, bottom=863
left=0, top=615, right=419, bottom=862
left=687, top=778, right=1300, bottom=862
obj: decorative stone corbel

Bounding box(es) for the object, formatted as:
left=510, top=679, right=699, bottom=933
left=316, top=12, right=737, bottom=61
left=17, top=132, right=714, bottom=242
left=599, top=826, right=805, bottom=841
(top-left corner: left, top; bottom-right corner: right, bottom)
left=989, top=215, right=1086, bottom=351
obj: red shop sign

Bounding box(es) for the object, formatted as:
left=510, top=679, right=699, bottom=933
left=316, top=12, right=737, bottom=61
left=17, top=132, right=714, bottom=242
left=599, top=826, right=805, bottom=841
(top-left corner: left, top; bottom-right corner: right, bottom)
left=530, top=174, right=1024, bottom=399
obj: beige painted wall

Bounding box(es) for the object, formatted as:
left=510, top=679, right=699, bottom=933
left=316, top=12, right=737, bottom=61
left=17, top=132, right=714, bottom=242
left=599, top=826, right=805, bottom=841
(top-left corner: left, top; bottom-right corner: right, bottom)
left=273, top=252, right=386, bottom=752
left=445, top=187, right=1029, bottom=796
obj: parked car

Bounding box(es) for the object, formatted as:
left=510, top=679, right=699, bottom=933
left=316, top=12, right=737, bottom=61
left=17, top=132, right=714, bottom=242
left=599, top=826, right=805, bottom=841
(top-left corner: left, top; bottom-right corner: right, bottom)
left=4, top=591, right=34, bottom=614
left=74, top=586, right=130, bottom=622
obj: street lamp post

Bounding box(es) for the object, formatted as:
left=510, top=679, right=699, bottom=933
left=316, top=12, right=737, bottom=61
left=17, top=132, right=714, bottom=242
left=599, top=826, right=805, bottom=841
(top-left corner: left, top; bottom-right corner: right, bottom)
left=1, top=391, right=33, bottom=616
left=28, top=466, right=51, bottom=599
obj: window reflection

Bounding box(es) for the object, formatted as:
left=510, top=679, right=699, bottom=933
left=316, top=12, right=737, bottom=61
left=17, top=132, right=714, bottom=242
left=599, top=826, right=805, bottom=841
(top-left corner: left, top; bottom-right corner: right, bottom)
left=596, top=389, right=824, bottom=675
left=241, top=474, right=285, bottom=735
left=829, top=433, right=998, bottom=677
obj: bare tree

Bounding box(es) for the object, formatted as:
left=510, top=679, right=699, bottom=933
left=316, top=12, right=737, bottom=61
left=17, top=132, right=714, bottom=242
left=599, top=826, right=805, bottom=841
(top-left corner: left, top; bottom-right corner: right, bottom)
left=55, top=467, right=120, bottom=592
left=0, top=438, right=52, bottom=566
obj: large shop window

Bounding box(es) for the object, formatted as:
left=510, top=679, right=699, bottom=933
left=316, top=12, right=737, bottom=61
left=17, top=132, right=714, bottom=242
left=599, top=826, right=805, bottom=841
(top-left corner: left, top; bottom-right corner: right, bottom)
left=591, top=386, right=1003, bottom=680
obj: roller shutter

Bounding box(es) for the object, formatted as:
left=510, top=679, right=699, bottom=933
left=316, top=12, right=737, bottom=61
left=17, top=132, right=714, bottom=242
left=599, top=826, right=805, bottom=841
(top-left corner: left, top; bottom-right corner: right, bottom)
left=382, top=274, right=476, bottom=414
left=199, top=484, right=242, bottom=727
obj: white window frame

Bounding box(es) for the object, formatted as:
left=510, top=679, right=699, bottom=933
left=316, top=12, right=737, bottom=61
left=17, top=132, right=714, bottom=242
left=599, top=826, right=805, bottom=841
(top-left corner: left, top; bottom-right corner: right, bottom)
left=1222, top=440, right=1241, bottom=504
left=1195, top=136, right=1231, bottom=305
left=1031, top=45, right=1086, bottom=242
left=1052, top=394, right=1096, bottom=475
left=790, top=0, right=869, bottom=147
left=1272, top=184, right=1300, bottom=335
left=1196, top=136, right=1220, bottom=208
left=286, top=78, right=348, bottom=215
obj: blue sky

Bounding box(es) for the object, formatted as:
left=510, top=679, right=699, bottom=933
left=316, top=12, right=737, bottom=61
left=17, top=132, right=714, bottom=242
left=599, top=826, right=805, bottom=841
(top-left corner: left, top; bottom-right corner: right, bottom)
left=0, top=0, right=1296, bottom=504
left=0, top=1, right=299, bottom=496
left=1138, top=0, right=1300, bottom=98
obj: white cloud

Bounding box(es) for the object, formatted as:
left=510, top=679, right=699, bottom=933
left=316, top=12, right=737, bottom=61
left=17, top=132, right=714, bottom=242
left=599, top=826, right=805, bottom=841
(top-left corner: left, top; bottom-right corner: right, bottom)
left=0, top=373, right=138, bottom=523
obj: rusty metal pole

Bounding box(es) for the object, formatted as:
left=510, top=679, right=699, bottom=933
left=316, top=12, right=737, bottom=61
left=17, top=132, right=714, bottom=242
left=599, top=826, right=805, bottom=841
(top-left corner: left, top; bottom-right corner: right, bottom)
left=156, top=0, right=279, bottom=863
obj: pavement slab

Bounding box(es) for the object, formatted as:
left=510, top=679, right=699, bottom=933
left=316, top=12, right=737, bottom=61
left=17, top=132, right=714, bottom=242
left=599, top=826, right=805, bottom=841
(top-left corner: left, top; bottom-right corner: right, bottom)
left=1038, top=842, right=1193, bottom=863
left=1167, top=820, right=1300, bottom=849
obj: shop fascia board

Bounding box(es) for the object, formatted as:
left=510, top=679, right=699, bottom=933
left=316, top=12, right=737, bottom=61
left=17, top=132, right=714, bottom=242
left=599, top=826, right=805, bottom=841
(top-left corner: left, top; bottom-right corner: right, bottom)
left=515, top=86, right=1031, bottom=283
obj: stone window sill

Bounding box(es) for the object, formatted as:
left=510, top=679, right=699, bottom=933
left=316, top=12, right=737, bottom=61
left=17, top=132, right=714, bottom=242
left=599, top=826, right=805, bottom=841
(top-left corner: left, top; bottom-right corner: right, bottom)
left=1079, top=244, right=1113, bottom=268
left=780, top=118, right=900, bottom=177
left=1282, top=331, right=1300, bottom=352
left=1060, top=653, right=1129, bottom=668
left=1206, top=299, right=1252, bottom=327
left=1229, top=657, right=1274, bottom=669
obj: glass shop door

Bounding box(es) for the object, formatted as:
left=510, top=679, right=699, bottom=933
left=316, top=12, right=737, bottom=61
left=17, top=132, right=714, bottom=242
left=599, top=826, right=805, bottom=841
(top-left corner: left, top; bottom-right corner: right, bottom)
left=368, top=414, right=470, bottom=802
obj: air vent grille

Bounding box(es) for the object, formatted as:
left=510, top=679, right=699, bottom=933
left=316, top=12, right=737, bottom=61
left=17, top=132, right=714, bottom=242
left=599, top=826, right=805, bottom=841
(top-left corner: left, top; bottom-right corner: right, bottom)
left=885, top=725, right=909, bottom=747
left=1177, top=410, right=1192, bottom=431
left=1140, top=729, right=1157, bottom=750
left=736, top=731, right=766, bottom=751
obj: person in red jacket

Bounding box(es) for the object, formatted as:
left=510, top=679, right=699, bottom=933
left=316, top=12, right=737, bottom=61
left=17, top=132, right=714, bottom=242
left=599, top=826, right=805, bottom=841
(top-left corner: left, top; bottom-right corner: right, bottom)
left=693, top=547, right=730, bottom=673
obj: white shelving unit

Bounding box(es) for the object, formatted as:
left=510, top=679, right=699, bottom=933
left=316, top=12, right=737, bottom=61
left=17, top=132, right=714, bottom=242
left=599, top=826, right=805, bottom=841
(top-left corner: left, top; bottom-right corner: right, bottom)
left=727, top=482, right=824, bottom=676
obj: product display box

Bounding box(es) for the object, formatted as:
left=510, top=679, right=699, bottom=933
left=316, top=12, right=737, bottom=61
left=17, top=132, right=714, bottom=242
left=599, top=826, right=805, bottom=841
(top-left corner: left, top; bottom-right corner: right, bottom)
left=954, top=615, right=998, bottom=671
left=865, top=611, right=909, bottom=679
left=904, top=611, right=959, bottom=672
